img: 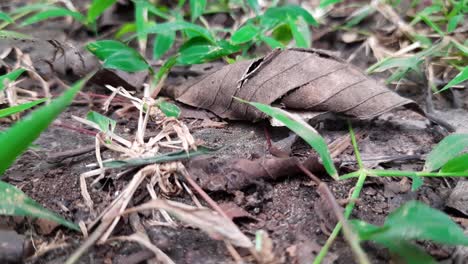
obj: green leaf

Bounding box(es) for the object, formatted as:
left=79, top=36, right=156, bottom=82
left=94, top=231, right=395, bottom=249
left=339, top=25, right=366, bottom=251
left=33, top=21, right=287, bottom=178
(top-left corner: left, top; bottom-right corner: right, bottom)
left=0, top=30, right=34, bottom=40
left=345, top=5, right=375, bottom=27
left=103, top=146, right=217, bottom=168
left=238, top=100, right=338, bottom=179
left=451, top=39, right=468, bottom=56
left=440, top=153, right=468, bottom=173
left=177, top=38, right=239, bottom=65
left=9, top=4, right=55, bottom=15
left=231, top=24, right=259, bottom=44
left=154, top=55, right=178, bottom=85
left=264, top=5, right=318, bottom=27
left=21, top=8, right=86, bottom=26
left=246, top=0, right=260, bottom=14
left=156, top=101, right=180, bottom=118
left=419, top=15, right=444, bottom=36
left=87, top=0, right=117, bottom=24
left=356, top=201, right=468, bottom=246
left=367, top=56, right=421, bottom=73
left=153, top=31, right=175, bottom=60
left=86, top=40, right=150, bottom=72
left=0, top=77, right=89, bottom=175
left=0, top=11, right=14, bottom=23
left=86, top=111, right=116, bottom=133
left=352, top=220, right=436, bottom=264
left=287, top=16, right=310, bottom=48
left=0, top=68, right=26, bottom=91
left=260, top=35, right=285, bottom=49
left=319, top=0, right=342, bottom=9
left=0, top=98, right=47, bottom=118
left=115, top=23, right=137, bottom=39
left=424, top=133, right=468, bottom=171
left=142, top=21, right=214, bottom=43
left=0, top=181, right=79, bottom=230
left=447, top=14, right=463, bottom=33
left=190, top=0, right=206, bottom=22
left=436, top=66, right=468, bottom=93
left=410, top=175, right=423, bottom=191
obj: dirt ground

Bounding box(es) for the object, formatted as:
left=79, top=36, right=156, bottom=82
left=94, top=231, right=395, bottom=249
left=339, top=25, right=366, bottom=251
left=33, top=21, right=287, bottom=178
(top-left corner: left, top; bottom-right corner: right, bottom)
left=1, top=1, right=468, bottom=264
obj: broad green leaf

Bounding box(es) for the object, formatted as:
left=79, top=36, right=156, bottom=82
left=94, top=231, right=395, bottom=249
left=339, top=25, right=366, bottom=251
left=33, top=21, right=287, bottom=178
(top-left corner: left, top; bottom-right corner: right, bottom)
left=238, top=100, right=338, bottom=179
left=0, top=77, right=89, bottom=175
left=0, top=12, right=13, bottom=23
left=436, top=67, right=468, bottom=93
left=153, top=31, right=175, bottom=60
left=0, top=30, right=34, bottom=40
left=357, top=201, right=468, bottom=246
left=156, top=101, right=180, bottom=118
left=352, top=220, right=436, bottom=264
left=271, top=24, right=293, bottom=45
left=0, top=181, right=79, bottom=230
left=231, top=24, right=259, bottom=44
left=142, top=21, right=214, bottom=43
left=440, top=153, right=468, bottom=173
left=86, top=111, right=116, bottom=133
left=447, top=14, right=463, bottom=33
left=86, top=40, right=149, bottom=72
left=21, top=8, right=86, bottom=26
left=103, top=146, right=217, bottom=168
left=0, top=68, right=26, bottom=91
left=0, top=98, right=46, bottom=118
left=424, top=133, right=468, bottom=171
left=87, top=0, right=117, bottom=24
left=319, top=0, right=342, bottom=9
left=177, top=38, right=239, bottom=65
left=264, top=5, right=318, bottom=27
left=190, top=0, right=207, bottom=22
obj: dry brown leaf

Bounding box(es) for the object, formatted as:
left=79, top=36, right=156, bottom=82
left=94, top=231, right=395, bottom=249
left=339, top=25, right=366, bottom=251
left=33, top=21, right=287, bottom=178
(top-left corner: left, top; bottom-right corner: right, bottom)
left=123, top=199, right=253, bottom=248
left=167, top=48, right=425, bottom=122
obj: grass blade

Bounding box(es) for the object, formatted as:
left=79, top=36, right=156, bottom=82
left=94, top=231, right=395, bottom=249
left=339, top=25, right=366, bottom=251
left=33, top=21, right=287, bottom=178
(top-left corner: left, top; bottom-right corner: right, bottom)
left=436, top=66, right=468, bottom=93
left=238, top=99, right=338, bottom=179
left=0, top=181, right=79, bottom=230
left=0, top=68, right=26, bottom=91
left=0, top=98, right=46, bottom=118
left=0, top=77, right=89, bottom=175
left=424, top=133, right=468, bottom=171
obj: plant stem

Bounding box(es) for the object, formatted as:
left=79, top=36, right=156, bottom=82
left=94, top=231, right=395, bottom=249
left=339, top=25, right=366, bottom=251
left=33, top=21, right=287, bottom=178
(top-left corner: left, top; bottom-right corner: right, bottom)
left=314, top=122, right=367, bottom=264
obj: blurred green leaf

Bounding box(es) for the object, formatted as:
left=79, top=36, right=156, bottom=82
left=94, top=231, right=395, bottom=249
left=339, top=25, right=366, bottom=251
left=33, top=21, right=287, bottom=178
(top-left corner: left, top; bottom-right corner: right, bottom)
left=153, top=31, right=175, bottom=60
left=238, top=100, right=338, bottom=179
left=260, top=35, right=284, bottom=49
left=86, top=111, right=116, bottom=133
left=447, top=14, right=463, bottom=33
left=246, top=0, right=260, bottom=14
left=0, top=181, right=79, bottom=230
left=0, top=77, right=89, bottom=175
left=0, top=68, right=26, bottom=91
left=345, top=5, right=374, bottom=27
left=352, top=220, right=436, bottom=264
left=271, top=24, right=293, bottom=45
left=264, top=5, right=318, bottom=27
left=352, top=201, right=468, bottom=246
left=367, top=56, right=421, bottom=73
left=424, top=133, right=468, bottom=171
left=440, top=153, right=468, bottom=173
left=0, top=11, right=13, bottom=23
left=287, top=16, right=310, bottom=48
left=177, top=38, right=239, bottom=65
left=87, top=0, right=117, bottom=24
left=142, top=21, right=214, bottom=43
left=436, top=66, right=468, bottom=93
left=231, top=24, right=259, bottom=44
left=190, top=0, right=206, bottom=21
left=451, top=39, right=468, bottom=55
left=319, top=0, right=342, bottom=9
left=0, top=99, right=46, bottom=118
left=86, top=40, right=149, bottom=72
left=21, top=8, right=86, bottom=26
left=9, top=4, right=54, bottom=15
left=0, top=30, right=34, bottom=40
left=115, top=23, right=137, bottom=39
left=419, top=15, right=444, bottom=36
left=156, top=101, right=181, bottom=118
left=104, top=146, right=217, bottom=168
